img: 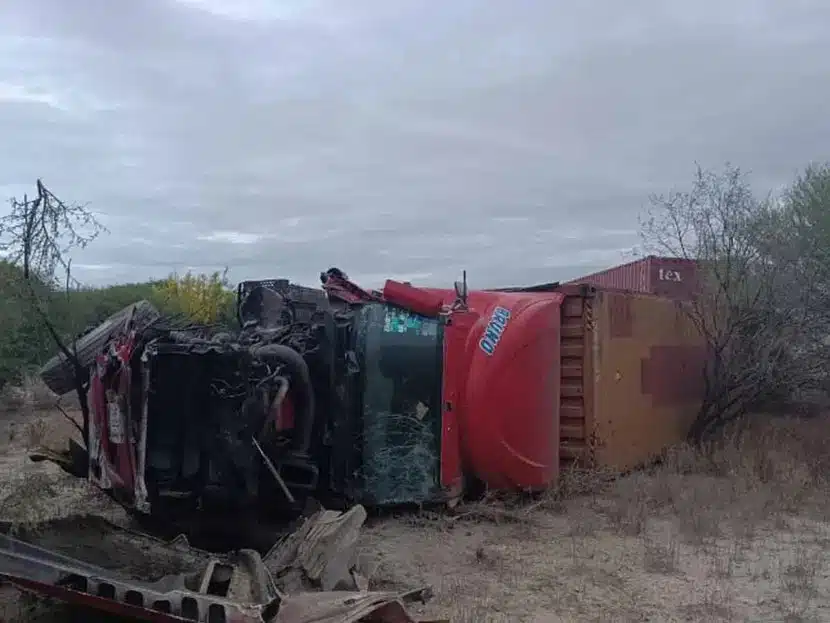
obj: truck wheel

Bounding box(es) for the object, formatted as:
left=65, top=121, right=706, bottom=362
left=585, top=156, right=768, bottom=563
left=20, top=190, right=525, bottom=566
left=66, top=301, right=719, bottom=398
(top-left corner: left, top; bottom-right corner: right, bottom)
left=39, top=300, right=161, bottom=396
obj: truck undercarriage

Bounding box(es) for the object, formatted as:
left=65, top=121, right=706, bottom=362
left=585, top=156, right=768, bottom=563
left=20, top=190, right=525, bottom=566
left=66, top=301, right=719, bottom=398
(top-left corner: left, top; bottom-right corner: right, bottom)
left=38, top=269, right=454, bottom=544
left=36, top=266, right=567, bottom=536
left=7, top=269, right=461, bottom=621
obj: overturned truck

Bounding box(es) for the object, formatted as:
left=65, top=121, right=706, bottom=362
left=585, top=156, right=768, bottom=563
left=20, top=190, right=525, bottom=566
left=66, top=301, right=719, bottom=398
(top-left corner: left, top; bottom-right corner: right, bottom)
left=38, top=268, right=565, bottom=534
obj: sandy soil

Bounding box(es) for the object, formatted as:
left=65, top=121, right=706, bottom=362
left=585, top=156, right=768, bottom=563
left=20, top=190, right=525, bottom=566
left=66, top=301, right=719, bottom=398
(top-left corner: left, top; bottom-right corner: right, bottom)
left=360, top=497, right=830, bottom=622
left=0, top=408, right=829, bottom=622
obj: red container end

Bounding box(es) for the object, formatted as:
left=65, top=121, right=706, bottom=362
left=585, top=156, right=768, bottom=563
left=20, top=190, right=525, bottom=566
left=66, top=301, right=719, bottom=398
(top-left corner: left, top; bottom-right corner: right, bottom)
left=566, top=255, right=699, bottom=300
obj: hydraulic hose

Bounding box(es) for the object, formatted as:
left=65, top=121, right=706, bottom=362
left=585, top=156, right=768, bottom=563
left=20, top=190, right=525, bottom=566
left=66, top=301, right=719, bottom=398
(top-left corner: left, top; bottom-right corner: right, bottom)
left=258, top=375, right=289, bottom=440
left=250, top=344, right=315, bottom=455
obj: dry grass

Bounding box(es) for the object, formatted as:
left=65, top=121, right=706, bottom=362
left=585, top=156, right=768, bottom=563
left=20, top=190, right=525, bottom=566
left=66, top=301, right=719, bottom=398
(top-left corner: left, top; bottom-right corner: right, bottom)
left=642, top=530, right=680, bottom=574
left=363, top=415, right=830, bottom=622
left=0, top=403, right=829, bottom=621
left=0, top=375, right=64, bottom=416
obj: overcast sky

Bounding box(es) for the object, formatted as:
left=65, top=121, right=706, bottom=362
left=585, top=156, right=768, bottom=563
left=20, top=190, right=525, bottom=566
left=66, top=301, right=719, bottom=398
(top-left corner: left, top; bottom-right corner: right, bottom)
left=0, top=1, right=828, bottom=288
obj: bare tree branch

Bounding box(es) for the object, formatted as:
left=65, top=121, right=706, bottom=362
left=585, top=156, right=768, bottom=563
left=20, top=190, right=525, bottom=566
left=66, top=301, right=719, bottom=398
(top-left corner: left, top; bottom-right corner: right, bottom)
left=641, top=163, right=826, bottom=442
left=0, top=179, right=107, bottom=284
left=0, top=180, right=107, bottom=444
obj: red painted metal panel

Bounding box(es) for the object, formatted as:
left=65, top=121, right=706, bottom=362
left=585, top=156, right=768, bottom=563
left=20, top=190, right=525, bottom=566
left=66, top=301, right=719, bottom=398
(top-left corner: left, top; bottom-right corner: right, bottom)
left=420, top=286, right=564, bottom=490
left=566, top=256, right=698, bottom=301
left=455, top=291, right=563, bottom=490
left=647, top=256, right=699, bottom=300
left=439, top=308, right=478, bottom=496
left=566, top=257, right=651, bottom=293
left=90, top=336, right=139, bottom=500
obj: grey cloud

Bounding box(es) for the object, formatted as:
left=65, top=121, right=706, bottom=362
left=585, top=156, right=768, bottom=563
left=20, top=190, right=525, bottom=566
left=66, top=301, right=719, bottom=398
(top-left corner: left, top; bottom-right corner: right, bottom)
left=1, top=0, right=829, bottom=289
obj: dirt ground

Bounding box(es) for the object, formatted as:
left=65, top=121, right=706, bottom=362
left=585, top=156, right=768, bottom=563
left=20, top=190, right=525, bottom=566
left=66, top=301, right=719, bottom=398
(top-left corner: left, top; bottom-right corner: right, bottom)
left=0, top=398, right=829, bottom=622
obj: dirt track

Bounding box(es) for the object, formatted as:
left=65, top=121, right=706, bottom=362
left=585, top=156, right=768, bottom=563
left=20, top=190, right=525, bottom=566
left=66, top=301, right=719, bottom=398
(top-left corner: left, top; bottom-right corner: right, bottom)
left=1, top=409, right=830, bottom=622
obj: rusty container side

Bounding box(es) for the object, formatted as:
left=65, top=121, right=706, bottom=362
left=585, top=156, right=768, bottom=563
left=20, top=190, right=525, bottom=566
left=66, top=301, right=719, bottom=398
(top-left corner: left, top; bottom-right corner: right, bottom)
left=566, top=256, right=699, bottom=301
left=557, top=287, right=706, bottom=472
left=591, top=289, right=705, bottom=470
left=558, top=292, right=593, bottom=466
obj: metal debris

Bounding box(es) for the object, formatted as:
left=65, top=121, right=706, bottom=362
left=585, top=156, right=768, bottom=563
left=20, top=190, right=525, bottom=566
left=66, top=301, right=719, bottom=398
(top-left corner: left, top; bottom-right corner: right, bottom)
left=0, top=505, right=438, bottom=622
left=266, top=505, right=368, bottom=593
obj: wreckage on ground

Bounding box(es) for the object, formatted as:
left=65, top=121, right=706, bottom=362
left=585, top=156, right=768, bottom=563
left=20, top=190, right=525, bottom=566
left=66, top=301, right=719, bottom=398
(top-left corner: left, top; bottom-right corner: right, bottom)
left=7, top=265, right=707, bottom=620
left=7, top=266, right=574, bottom=621
left=0, top=504, right=438, bottom=622
left=35, top=268, right=568, bottom=531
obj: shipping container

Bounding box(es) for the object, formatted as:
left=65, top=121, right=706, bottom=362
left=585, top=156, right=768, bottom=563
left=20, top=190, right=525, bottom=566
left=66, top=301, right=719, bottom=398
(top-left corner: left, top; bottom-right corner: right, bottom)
left=566, top=256, right=699, bottom=301
left=556, top=285, right=705, bottom=471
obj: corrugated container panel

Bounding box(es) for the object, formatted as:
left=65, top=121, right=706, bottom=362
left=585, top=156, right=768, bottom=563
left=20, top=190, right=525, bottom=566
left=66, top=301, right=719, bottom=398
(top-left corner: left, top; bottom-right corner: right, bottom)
left=566, top=256, right=699, bottom=301
left=556, top=286, right=705, bottom=471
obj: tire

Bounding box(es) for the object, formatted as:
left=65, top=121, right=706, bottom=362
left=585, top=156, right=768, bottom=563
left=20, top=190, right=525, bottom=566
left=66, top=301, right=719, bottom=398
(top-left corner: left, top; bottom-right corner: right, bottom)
left=39, top=300, right=162, bottom=396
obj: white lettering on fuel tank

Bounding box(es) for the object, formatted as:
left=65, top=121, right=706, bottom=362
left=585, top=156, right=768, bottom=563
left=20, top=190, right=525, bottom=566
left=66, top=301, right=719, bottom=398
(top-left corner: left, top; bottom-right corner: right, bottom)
left=479, top=306, right=511, bottom=356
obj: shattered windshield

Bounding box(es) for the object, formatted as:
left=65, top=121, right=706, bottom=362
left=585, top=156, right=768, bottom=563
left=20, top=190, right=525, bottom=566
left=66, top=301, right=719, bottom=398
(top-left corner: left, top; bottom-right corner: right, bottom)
left=354, top=303, right=444, bottom=505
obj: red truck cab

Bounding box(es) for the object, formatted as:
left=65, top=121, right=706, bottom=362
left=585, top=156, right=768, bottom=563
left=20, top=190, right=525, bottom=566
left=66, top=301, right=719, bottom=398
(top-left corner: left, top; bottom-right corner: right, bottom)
left=73, top=271, right=565, bottom=525
left=380, top=281, right=563, bottom=499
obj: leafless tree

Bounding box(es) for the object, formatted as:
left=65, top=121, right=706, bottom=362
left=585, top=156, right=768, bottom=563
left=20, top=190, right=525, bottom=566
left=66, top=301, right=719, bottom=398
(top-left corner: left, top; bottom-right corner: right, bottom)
left=0, top=179, right=107, bottom=440
left=640, top=164, right=826, bottom=441
left=0, top=179, right=106, bottom=283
